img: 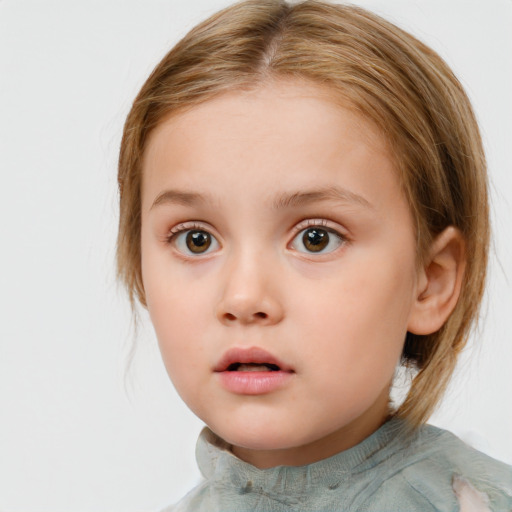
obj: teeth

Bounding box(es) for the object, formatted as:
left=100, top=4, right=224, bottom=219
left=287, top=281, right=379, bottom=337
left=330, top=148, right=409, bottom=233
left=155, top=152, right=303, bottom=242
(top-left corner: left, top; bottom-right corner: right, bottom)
left=237, top=364, right=271, bottom=372
left=235, top=363, right=279, bottom=372
left=226, top=362, right=281, bottom=372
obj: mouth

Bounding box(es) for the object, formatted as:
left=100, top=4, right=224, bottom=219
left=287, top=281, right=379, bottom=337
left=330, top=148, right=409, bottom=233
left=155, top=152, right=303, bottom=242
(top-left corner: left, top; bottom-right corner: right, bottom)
left=214, top=346, right=294, bottom=373
left=226, top=362, right=281, bottom=372
left=214, top=346, right=294, bottom=395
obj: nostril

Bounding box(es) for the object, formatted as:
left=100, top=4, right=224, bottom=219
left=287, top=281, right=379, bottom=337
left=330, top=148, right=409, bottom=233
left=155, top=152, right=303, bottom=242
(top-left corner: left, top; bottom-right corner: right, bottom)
left=222, top=311, right=268, bottom=322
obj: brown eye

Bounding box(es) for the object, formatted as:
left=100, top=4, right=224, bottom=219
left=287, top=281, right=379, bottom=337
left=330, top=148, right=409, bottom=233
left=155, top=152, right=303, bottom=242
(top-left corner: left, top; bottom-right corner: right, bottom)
left=170, top=226, right=219, bottom=256
left=302, top=228, right=329, bottom=252
left=185, top=230, right=212, bottom=253
left=290, top=224, right=345, bottom=255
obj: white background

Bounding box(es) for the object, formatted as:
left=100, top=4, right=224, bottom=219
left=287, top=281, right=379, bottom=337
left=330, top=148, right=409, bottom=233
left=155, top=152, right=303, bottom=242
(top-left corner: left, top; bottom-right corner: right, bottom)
left=0, top=1, right=511, bottom=511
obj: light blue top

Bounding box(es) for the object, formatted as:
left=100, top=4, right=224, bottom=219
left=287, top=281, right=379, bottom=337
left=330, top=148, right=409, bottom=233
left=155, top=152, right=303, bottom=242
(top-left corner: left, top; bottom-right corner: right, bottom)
left=164, top=419, right=512, bottom=511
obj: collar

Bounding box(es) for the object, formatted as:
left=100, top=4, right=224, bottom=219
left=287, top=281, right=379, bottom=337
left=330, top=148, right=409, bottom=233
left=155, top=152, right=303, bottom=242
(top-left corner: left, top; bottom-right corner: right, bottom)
left=195, top=418, right=409, bottom=500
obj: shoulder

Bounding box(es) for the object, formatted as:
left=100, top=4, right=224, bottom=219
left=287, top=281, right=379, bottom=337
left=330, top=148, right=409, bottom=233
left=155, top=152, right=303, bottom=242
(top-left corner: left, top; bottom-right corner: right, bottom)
left=369, top=424, right=512, bottom=511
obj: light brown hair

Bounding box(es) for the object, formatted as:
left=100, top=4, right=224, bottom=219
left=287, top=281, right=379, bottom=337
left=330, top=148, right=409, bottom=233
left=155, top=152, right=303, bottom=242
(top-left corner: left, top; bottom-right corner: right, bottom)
left=117, top=0, right=489, bottom=427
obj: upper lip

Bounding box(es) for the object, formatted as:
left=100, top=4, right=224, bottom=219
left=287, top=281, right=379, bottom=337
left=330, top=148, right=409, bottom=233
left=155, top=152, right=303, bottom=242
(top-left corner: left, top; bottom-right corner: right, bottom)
left=213, top=346, right=294, bottom=372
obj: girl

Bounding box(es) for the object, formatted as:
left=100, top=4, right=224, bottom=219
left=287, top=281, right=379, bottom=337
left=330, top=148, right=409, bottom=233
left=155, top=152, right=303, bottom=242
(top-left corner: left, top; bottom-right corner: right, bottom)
left=116, top=1, right=512, bottom=510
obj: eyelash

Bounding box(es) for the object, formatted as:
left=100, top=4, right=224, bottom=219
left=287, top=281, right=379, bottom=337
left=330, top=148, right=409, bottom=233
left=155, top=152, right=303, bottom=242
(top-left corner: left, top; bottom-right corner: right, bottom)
left=166, top=222, right=209, bottom=243
left=292, top=218, right=331, bottom=233
left=289, top=219, right=348, bottom=255
left=165, top=219, right=348, bottom=256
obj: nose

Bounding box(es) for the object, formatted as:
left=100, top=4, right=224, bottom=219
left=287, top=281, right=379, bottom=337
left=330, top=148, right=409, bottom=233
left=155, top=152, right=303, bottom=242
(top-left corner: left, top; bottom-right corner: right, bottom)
left=215, top=251, right=284, bottom=326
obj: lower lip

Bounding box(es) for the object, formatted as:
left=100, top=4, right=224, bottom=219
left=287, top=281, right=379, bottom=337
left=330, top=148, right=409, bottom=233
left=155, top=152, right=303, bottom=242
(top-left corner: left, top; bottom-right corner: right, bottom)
left=216, top=370, right=294, bottom=395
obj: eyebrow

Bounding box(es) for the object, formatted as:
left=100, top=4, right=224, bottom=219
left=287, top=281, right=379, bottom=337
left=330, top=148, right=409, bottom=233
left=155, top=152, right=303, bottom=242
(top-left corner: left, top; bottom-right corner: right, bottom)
left=150, top=190, right=209, bottom=210
left=150, top=186, right=373, bottom=211
left=271, top=186, right=374, bottom=211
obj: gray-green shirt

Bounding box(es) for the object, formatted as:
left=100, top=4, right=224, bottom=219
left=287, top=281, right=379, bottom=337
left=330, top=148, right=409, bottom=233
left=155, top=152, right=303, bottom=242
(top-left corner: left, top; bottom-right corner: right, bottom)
left=164, top=419, right=512, bottom=511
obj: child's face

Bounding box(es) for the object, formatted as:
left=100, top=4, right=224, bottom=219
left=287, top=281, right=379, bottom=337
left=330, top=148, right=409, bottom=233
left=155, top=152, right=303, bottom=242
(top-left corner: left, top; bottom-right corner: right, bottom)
left=140, top=81, right=422, bottom=468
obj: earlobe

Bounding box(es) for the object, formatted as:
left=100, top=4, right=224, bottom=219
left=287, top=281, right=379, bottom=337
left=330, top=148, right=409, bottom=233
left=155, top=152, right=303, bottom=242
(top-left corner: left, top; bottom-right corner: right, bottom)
left=408, top=226, right=466, bottom=335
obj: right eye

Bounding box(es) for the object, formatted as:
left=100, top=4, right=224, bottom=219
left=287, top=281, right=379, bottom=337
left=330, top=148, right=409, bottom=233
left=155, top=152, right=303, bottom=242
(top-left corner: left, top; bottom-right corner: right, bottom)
left=170, top=228, right=220, bottom=256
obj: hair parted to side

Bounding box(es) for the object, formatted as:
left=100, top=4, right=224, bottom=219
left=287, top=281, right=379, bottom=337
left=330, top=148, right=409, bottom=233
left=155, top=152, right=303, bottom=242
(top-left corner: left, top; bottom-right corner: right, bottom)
left=117, top=0, right=489, bottom=427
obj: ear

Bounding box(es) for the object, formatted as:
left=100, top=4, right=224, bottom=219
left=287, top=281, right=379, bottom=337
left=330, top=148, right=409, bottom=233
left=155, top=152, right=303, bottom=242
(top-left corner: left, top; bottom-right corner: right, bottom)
left=407, top=226, right=466, bottom=335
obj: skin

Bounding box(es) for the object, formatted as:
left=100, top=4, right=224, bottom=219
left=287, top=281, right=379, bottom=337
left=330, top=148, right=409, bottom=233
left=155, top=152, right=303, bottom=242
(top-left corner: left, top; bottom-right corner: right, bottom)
left=140, top=80, right=459, bottom=469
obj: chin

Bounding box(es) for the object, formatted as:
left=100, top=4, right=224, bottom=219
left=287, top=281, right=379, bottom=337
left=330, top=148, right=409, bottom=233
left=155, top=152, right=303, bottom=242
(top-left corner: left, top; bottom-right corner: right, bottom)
left=209, top=416, right=322, bottom=453
left=208, top=418, right=284, bottom=449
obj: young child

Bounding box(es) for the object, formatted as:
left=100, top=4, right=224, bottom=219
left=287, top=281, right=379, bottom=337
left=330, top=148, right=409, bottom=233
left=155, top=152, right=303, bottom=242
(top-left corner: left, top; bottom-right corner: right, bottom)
left=116, top=1, right=512, bottom=510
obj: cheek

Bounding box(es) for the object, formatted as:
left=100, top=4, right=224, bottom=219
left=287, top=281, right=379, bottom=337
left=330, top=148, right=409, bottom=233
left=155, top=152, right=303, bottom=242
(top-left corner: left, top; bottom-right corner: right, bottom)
left=299, top=259, right=413, bottom=327
left=146, top=281, right=209, bottom=353
left=141, top=251, right=212, bottom=377
left=145, top=284, right=212, bottom=411
left=142, top=236, right=213, bottom=332
left=291, top=252, right=415, bottom=372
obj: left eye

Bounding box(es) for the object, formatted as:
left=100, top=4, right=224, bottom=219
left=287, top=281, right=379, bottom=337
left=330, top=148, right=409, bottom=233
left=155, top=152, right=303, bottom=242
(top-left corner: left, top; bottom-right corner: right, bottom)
left=290, top=227, right=344, bottom=254
left=173, top=229, right=220, bottom=255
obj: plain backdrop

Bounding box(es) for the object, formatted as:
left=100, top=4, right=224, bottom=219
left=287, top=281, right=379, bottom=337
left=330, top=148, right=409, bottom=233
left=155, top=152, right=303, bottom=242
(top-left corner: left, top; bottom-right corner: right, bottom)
left=0, top=1, right=511, bottom=511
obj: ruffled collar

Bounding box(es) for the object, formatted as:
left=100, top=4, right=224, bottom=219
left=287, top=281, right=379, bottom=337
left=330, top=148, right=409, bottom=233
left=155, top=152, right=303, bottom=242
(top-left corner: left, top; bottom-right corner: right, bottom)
left=195, top=418, right=408, bottom=501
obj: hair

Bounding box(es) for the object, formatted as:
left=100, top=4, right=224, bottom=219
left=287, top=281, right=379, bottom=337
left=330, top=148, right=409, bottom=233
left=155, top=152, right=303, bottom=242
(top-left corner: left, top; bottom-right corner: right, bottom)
left=117, top=0, right=489, bottom=427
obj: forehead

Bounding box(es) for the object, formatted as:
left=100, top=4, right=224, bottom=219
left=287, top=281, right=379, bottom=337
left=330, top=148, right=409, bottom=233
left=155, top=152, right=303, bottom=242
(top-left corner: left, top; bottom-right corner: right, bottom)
left=141, top=80, right=401, bottom=214
left=144, top=80, right=388, bottom=160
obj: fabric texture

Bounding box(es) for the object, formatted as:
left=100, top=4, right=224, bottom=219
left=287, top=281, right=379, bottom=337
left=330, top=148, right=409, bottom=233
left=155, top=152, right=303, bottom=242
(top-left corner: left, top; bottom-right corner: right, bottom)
left=162, top=419, right=512, bottom=512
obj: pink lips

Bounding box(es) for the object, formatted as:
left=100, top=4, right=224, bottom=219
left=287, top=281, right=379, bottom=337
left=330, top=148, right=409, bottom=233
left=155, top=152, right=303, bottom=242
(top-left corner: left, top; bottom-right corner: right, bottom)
left=214, top=346, right=294, bottom=395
